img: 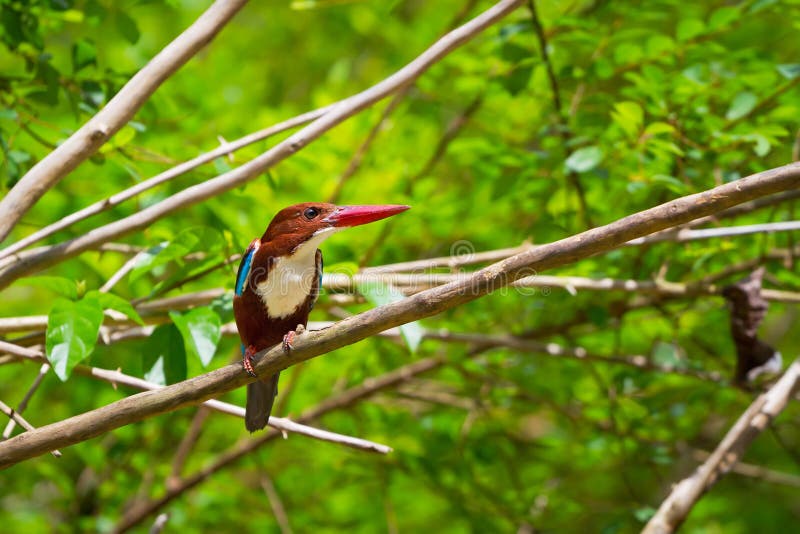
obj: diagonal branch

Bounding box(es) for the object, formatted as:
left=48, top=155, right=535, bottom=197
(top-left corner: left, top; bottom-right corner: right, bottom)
left=1, top=160, right=799, bottom=467
left=0, top=0, right=526, bottom=290
left=0, top=0, right=249, bottom=243
left=643, top=358, right=800, bottom=534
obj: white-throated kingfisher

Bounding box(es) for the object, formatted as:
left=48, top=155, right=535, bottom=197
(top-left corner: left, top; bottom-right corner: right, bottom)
left=233, top=202, right=410, bottom=432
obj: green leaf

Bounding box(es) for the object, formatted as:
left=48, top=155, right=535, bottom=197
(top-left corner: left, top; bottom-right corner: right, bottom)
left=20, top=276, right=79, bottom=299
left=777, top=63, right=800, bottom=80
left=565, top=146, right=603, bottom=173
left=143, top=324, right=187, bottom=385
left=644, top=122, right=675, bottom=136
left=611, top=101, right=644, bottom=139
left=129, top=227, right=226, bottom=283
left=129, top=242, right=168, bottom=282
left=46, top=296, right=105, bottom=380
left=71, top=38, right=96, bottom=72
left=213, top=157, right=232, bottom=174
left=726, top=92, right=757, bottom=121
left=8, top=150, right=31, bottom=164
left=650, top=174, right=688, bottom=194
left=676, top=18, right=704, bottom=41
left=116, top=10, right=140, bottom=44
left=210, top=292, right=234, bottom=324
left=499, top=65, right=532, bottom=96
left=634, top=507, right=657, bottom=523
left=87, top=290, right=144, bottom=325
left=169, top=307, right=221, bottom=367
left=709, top=6, right=739, bottom=29
left=358, top=281, right=423, bottom=353
left=651, top=341, right=686, bottom=369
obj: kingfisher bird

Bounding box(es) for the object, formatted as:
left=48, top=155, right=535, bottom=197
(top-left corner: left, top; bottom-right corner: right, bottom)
left=233, top=202, right=410, bottom=432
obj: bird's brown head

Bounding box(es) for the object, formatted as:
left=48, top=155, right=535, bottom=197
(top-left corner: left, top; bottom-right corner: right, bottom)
left=261, top=202, right=410, bottom=250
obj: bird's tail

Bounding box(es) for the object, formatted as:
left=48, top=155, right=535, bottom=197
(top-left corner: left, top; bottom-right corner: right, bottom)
left=245, top=372, right=280, bottom=432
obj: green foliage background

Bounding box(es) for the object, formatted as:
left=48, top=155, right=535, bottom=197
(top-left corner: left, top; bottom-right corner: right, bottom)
left=2, top=0, right=800, bottom=532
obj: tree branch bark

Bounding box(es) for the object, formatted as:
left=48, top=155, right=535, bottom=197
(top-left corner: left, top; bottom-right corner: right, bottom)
left=1, top=161, right=799, bottom=467
left=0, top=0, right=249, bottom=243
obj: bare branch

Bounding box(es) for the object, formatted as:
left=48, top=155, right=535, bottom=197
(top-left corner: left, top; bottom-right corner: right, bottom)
left=0, top=0, right=526, bottom=290
left=261, top=476, right=294, bottom=534
left=1, top=160, right=799, bottom=467
left=0, top=0, right=249, bottom=242
left=643, top=358, right=800, bottom=534
left=1, top=363, right=49, bottom=439
left=527, top=0, right=591, bottom=228
left=167, top=407, right=210, bottom=487
left=690, top=449, right=800, bottom=489
left=362, top=243, right=534, bottom=274
left=628, top=220, right=800, bottom=245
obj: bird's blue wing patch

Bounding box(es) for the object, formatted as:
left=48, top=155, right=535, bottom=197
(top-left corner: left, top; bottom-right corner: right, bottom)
left=235, top=240, right=258, bottom=296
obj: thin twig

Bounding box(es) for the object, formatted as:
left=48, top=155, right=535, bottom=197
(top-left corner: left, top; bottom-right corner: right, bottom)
left=1, top=362, right=49, bottom=439
left=167, top=407, right=210, bottom=489
left=261, top=475, right=294, bottom=534
left=644, top=358, right=800, bottom=534
left=627, top=220, right=800, bottom=245
left=690, top=449, right=800, bottom=488
left=148, top=513, right=169, bottom=534
left=527, top=0, right=591, bottom=227
left=0, top=0, right=249, bottom=242
left=0, top=399, right=61, bottom=457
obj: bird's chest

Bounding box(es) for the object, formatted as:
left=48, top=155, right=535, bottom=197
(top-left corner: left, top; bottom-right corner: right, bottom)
left=254, top=253, right=316, bottom=319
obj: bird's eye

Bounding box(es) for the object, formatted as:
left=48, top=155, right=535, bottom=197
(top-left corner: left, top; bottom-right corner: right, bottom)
left=303, top=207, right=320, bottom=220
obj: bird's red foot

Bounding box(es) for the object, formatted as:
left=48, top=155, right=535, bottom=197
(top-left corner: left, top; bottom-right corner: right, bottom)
left=282, top=324, right=306, bottom=352
left=242, top=345, right=258, bottom=377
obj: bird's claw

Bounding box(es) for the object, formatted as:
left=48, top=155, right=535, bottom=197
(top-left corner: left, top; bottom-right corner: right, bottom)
left=282, top=324, right=306, bottom=352
left=242, top=345, right=258, bottom=377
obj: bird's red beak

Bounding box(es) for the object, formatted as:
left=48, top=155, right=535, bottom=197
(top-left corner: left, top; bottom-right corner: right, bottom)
left=325, top=204, right=410, bottom=228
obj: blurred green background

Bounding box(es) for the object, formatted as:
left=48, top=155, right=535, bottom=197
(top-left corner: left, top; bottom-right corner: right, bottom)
left=2, top=0, right=800, bottom=532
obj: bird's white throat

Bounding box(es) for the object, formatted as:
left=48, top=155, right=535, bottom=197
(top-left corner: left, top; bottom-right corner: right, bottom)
left=255, top=226, right=342, bottom=318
